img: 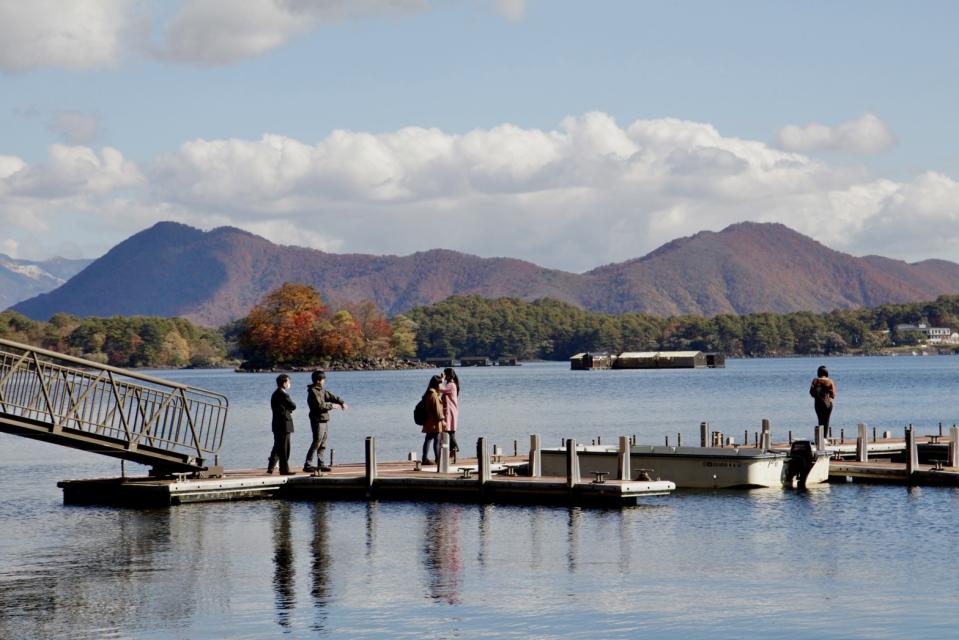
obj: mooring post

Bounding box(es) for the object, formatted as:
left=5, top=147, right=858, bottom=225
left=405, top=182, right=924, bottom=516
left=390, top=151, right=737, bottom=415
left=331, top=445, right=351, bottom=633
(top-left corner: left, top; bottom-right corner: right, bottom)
left=438, top=432, right=450, bottom=473
left=873, top=426, right=877, bottom=443
left=618, top=435, right=631, bottom=480
left=905, top=426, right=917, bottom=478
left=665, top=435, right=669, bottom=447
left=565, top=438, right=580, bottom=488
left=949, top=426, right=959, bottom=468
left=677, top=432, right=682, bottom=447
left=744, top=430, right=749, bottom=447
left=760, top=431, right=770, bottom=451
left=529, top=433, right=542, bottom=477
left=513, top=439, right=518, bottom=457
left=330, top=449, right=335, bottom=468
left=477, top=437, right=491, bottom=486
left=857, top=423, right=868, bottom=462
left=700, top=421, right=708, bottom=447
left=365, top=437, right=377, bottom=490
left=815, top=425, right=825, bottom=450
left=788, top=430, right=793, bottom=444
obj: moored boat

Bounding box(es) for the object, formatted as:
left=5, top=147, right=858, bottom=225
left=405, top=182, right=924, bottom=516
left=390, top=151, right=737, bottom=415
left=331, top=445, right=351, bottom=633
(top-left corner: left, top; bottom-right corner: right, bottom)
left=539, top=441, right=830, bottom=489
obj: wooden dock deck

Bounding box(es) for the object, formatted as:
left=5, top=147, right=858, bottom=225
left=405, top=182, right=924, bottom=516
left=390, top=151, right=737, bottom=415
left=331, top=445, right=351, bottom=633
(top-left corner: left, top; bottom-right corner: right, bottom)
left=829, top=460, right=959, bottom=486
left=58, top=457, right=675, bottom=508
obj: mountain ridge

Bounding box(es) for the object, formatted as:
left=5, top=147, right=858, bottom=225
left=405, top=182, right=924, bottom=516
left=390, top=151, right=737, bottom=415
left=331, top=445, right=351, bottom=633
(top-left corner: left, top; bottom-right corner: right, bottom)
left=9, top=221, right=959, bottom=326
left=0, top=254, right=92, bottom=311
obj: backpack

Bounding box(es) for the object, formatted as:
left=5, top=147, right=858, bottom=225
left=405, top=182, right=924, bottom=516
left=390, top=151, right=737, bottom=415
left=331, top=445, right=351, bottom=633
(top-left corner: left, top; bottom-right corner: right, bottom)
left=812, top=380, right=832, bottom=407
left=413, top=396, right=429, bottom=426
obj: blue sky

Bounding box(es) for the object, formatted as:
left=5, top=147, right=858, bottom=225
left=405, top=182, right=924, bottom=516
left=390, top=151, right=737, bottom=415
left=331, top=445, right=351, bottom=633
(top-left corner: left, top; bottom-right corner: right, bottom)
left=1, top=0, right=958, bottom=272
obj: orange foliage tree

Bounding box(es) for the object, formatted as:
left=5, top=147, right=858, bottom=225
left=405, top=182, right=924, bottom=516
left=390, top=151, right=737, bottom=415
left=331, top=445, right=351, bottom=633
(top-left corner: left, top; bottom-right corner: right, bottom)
left=237, top=283, right=406, bottom=366
left=239, top=283, right=328, bottom=366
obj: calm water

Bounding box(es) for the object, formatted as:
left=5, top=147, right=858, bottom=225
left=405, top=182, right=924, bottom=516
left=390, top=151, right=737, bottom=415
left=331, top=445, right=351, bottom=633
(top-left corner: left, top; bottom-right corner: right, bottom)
left=2, top=357, right=959, bottom=639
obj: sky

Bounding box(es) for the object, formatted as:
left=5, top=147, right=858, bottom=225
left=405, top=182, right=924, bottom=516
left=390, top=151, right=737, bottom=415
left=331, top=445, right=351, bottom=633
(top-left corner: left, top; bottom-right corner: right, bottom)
left=1, top=0, right=958, bottom=273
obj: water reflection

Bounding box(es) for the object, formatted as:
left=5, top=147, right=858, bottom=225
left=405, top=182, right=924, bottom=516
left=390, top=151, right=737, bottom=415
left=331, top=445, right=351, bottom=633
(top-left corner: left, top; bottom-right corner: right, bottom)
left=422, top=504, right=463, bottom=604
left=566, top=507, right=581, bottom=573
left=310, top=502, right=331, bottom=633
left=365, top=500, right=378, bottom=561
left=476, top=503, right=492, bottom=568
left=271, top=502, right=295, bottom=629
left=0, top=507, right=191, bottom=639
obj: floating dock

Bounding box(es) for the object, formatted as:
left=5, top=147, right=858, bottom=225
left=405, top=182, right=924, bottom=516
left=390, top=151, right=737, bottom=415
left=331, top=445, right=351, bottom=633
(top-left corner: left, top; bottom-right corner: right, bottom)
left=828, top=460, right=959, bottom=486
left=58, top=451, right=675, bottom=508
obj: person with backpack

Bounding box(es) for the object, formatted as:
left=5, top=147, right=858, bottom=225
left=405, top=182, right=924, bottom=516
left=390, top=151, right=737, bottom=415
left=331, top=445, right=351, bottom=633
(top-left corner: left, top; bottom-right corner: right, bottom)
left=809, top=365, right=836, bottom=434
left=417, top=375, right=447, bottom=465
left=304, top=370, right=348, bottom=473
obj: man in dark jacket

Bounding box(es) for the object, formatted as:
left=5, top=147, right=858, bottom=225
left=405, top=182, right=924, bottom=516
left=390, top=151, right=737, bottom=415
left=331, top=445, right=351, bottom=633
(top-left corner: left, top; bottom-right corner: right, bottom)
left=304, top=371, right=348, bottom=472
left=268, top=374, right=297, bottom=475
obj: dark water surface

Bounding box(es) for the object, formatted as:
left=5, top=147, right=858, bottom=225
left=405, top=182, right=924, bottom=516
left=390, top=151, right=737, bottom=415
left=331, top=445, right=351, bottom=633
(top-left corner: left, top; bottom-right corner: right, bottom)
left=2, top=357, right=958, bottom=638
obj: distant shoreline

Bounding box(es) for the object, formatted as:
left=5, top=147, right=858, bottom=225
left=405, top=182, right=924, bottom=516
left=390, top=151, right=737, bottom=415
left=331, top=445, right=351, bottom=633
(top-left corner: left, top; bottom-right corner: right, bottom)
left=234, top=357, right=434, bottom=373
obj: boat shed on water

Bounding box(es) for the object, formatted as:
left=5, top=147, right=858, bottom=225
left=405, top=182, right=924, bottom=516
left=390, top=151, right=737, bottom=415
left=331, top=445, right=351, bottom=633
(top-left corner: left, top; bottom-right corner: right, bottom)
left=570, top=352, right=613, bottom=370
left=614, top=351, right=708, bottom=369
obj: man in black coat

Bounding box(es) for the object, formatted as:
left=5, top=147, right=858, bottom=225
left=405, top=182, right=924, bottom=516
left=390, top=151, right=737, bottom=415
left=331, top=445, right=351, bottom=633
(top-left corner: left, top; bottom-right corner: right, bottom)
left=267, top=374, right=297, bottom=475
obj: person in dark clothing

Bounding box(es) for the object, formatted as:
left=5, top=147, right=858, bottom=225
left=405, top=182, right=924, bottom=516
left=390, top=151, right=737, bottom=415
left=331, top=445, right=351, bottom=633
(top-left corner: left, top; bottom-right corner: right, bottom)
left=809, top=365, right=837, bottom=434
left=304, top=371, right=348, bottom=472
left=268, top=374, right=297, bottom=475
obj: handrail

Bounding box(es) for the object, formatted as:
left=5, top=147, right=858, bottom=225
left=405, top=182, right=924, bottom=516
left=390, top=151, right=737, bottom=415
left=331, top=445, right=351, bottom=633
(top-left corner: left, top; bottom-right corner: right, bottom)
left=0, top=338, right=228, bottom=473
left=0, top=338, right=192, bottom=389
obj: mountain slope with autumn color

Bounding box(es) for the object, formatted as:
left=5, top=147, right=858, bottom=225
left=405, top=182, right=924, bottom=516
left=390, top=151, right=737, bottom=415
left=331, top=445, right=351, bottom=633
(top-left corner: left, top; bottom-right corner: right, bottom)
left=11, top=221, right=959, bottom=326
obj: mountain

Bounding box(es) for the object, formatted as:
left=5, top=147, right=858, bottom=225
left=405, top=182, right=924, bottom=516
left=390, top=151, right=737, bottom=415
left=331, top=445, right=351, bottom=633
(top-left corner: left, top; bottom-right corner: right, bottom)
left=581, top=222, right=959, bottom=315
left=10, top=221, right=959, bottom=326
left=0, top=255, right=91, bottom=311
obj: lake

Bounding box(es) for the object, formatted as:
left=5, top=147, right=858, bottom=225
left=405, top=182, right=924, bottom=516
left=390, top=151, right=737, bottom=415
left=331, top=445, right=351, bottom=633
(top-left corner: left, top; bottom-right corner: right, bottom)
left=2, top=356, right=958, bottom=639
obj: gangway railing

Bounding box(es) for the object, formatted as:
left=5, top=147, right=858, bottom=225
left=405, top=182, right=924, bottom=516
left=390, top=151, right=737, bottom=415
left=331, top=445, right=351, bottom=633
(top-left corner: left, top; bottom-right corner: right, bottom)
left=0, top=338, right=227, bottom=476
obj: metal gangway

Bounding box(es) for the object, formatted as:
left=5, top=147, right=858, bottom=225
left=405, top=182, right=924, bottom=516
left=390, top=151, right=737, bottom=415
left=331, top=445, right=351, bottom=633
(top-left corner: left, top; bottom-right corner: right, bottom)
left=0, top=338, right=227, bottom=476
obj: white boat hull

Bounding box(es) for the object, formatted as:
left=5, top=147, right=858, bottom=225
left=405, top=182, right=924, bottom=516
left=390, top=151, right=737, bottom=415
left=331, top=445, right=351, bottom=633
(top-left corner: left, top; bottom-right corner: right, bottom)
left=540, top=445, right=830, bottom=489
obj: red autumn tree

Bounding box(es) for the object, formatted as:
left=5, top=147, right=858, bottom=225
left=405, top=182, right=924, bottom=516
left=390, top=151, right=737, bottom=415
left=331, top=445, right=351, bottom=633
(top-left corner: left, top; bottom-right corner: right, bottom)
left=239, top=283, right=328, bottom=365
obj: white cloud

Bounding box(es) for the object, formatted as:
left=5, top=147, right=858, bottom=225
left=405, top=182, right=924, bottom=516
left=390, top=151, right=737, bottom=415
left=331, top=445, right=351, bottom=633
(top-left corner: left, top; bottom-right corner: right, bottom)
left=0, top=1, right=532, bottom=71
left=2, top=113, right=959, bottom=271
left=7, top=145, right=143, bottom=198
left=48, top=112, right=101, bottom=145
left=850, top=172, right=959, bottom=257
left=0, top=237, right=18, bottom=258
left=158, top=0, right=428, bottom=65
left=0, top=0, right=136, bottom=72
left=493, top=0, right=526, bottom=21
left=777, top=113, right=897, bottom=155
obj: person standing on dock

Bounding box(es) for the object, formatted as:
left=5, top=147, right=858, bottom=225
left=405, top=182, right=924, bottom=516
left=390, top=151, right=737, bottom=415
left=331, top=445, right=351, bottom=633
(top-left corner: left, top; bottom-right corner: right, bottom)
left=268, top=374, right=297, bottom=475
left=809, top=365, right=836, bottom=434
left=440, top=367, right=460, bottom=462
left=420, top=375, right=447, bottom=465
left=304, top=371, right=348, bottom=473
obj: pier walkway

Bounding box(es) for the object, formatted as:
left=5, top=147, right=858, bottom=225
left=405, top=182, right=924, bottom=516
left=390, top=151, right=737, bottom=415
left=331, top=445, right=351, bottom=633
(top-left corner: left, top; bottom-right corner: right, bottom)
left=58, top=456, right=676, bottom=508
left=0, top=338, right=227, bottom=476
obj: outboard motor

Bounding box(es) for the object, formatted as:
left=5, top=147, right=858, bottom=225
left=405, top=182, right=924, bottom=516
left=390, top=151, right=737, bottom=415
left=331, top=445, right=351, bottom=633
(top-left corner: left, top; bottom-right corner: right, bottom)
left=785, top=440, right=815, bottom=488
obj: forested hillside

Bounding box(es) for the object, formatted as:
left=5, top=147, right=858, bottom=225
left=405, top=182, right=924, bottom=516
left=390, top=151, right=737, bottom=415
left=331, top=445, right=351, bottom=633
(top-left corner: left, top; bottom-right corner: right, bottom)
left=408, top=295, right=959, bottom=359
left=5, top=293, right=958, bottom=369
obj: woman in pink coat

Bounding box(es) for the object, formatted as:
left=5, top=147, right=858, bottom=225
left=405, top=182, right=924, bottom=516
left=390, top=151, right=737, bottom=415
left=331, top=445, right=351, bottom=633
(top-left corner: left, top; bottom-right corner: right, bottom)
left=441, top=367, right=460, bottom=459
left=421, top=375, right=447, bottom=465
